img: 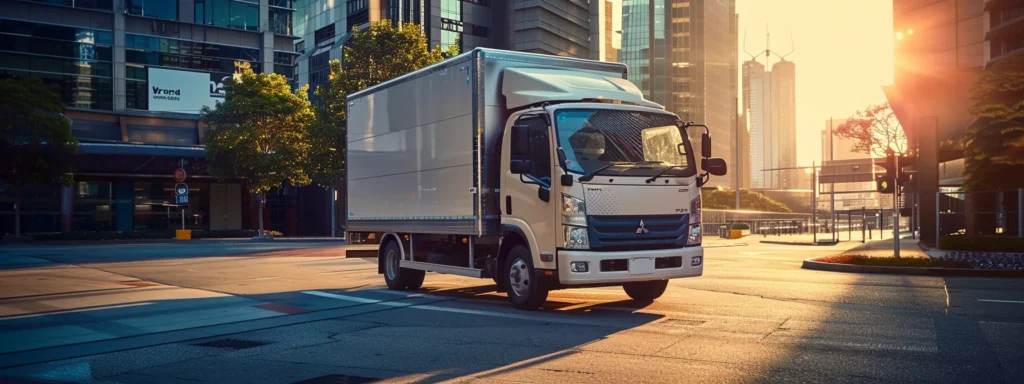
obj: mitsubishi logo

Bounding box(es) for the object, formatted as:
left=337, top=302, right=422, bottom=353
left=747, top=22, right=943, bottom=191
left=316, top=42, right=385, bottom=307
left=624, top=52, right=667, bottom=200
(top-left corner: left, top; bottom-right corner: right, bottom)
left=635, top=219, right=649, bottom=234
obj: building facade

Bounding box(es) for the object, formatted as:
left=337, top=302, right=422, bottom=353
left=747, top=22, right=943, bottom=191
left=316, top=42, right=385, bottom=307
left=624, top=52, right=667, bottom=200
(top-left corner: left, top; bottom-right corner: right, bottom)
left=605, top=0, right=738, bottom=188
left=742, top=56, right=797, bottom=191
left=1, top=0, right=334, bottom=236
left=884, top=0, right=986, bottom=187
left=771, top=59, right=797, bottom=189
left=742, top=60, right=766, bottom=189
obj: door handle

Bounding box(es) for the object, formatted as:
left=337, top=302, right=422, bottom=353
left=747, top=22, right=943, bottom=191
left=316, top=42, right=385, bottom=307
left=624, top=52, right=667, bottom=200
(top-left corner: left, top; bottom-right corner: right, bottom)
left=505, top=195, right=512, bottom=215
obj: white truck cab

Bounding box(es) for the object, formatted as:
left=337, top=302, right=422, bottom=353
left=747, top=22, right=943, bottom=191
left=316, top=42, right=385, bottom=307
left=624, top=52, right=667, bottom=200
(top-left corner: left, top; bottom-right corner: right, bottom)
left=345, top=48, right=726, bottom=310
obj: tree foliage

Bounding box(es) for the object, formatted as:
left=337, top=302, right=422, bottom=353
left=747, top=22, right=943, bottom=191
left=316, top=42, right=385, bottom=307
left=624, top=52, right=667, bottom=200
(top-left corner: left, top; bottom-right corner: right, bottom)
left=0, top=76, right=78, bottom=185
left=201, top=64, right=314, bottom=194
left=963, top=56, right=1024, bottom=190
left=701, top=188, right=793, bottom=213
left=833, top=102, right=908, bottom=157
left=308, top=21, right=459, bottom=186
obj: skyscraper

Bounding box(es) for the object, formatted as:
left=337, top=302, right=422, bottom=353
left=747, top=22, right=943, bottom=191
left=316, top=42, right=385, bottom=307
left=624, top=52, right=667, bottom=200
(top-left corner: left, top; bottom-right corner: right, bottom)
left=743, top=60, right=766, bottom=188
left=772, top=59, right=797, bottom=189
left=742, top=55, right=796, bottom=190
left=615, top=0, right=738, bottom=188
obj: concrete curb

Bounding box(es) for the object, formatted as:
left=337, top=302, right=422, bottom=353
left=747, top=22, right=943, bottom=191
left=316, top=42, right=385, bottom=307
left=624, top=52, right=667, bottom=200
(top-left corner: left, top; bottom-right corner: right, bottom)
left=761, top=240, right=839, bottom=246
left=801, top=258, right=1024, bottom=278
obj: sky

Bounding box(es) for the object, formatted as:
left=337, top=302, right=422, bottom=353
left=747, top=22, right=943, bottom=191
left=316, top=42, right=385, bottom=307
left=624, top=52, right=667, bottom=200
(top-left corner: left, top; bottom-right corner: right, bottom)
left=736, top=0, right=894, bottom=166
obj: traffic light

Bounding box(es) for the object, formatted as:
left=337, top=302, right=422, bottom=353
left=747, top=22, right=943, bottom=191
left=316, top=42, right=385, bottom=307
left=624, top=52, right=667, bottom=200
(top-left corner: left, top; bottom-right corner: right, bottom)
left=875, top=151, right=917, bottom=194
left=876, top=173, right=895, bottom=193
left=876, top=152, right=896, bottom=193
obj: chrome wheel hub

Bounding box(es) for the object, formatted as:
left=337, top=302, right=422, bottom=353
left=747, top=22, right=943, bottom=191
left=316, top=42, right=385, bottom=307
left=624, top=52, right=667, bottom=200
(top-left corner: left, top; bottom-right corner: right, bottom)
left=386, top=250, right=398, bottom=281
left=509, top=258, right=530, bottom=297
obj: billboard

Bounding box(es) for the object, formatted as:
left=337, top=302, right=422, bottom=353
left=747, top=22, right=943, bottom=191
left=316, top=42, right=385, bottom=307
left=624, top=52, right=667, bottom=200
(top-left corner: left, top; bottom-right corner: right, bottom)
left=147, top=67, right=235, bottom=114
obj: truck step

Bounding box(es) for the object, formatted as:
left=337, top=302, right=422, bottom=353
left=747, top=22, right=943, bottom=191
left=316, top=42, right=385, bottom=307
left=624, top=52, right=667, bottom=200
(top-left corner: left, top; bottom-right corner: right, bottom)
left=400, top=260, right=483, bottom=278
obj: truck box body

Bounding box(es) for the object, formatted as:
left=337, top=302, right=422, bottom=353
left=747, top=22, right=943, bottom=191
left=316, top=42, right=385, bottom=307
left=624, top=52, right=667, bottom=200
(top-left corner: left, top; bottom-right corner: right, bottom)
left=345, top=49, right=630, bottom=236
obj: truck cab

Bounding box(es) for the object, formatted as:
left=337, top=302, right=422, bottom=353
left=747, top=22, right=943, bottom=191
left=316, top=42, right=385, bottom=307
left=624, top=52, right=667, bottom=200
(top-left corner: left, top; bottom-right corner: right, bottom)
left=496, top=69, right=726, bottom=309
left=344, top=48, right=726, bottom=310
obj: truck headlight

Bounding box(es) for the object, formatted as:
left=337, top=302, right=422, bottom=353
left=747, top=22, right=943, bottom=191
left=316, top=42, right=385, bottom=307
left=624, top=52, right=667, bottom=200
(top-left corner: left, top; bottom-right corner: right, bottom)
left=563, top=225, right=590, bottom=249
left=690, top=197, right=701, bottom=224
left=687, top=224, right=702, bottom=246
left=562, top=194, right=587, bottom=226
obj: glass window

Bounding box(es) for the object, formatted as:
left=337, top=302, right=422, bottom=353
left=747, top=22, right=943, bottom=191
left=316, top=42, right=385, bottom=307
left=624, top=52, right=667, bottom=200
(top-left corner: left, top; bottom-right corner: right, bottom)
left=133, top=182, right=209, bottom=231
left=27, top=0, right=113, bottom=11
left=553, top=109, right=696, bottom=178
left=127, top=0, right=179, bottom=20
left=0, top=179, right=62, bottom=234
left=270, top=8, right=293, bottom=35
left=195, top=1, right=206, bottom=24
left=72, top=181, right=115, bottom=232
left=511, top=116, right=552, bottom=182
left=0, top=52, right=113, bottom=77
left=229, top=0, right=259, bottom=31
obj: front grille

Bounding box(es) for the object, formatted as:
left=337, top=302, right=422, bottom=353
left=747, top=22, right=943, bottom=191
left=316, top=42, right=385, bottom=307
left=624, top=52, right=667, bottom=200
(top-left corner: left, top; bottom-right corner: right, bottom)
left=588, top=214, right=689, bottom=251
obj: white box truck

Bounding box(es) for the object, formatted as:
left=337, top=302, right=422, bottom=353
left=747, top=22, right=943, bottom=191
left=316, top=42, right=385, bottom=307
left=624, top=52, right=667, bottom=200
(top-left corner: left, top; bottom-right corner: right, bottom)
left=346, top=48, right=727, bottom=310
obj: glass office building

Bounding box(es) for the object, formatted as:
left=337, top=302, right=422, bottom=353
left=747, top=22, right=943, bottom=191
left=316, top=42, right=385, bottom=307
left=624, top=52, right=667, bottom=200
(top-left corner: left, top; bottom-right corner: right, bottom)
left=0, top=0, right=330, bottom=236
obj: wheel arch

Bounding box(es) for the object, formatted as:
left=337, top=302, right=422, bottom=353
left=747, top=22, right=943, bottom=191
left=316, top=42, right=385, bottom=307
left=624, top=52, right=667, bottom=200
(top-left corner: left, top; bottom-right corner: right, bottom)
left=377, top=232, right=407, bottom=274
left=496, top=225, right=531, bottom=291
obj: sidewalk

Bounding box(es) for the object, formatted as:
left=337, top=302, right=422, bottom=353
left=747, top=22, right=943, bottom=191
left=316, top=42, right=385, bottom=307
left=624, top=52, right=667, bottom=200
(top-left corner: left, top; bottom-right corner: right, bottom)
left=840, top=237, right=928, bottom=258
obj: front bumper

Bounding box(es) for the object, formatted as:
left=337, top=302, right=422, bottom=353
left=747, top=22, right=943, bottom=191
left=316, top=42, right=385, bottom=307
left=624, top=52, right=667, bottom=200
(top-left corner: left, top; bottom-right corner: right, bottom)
left=557, top=246, right=703, bottom=285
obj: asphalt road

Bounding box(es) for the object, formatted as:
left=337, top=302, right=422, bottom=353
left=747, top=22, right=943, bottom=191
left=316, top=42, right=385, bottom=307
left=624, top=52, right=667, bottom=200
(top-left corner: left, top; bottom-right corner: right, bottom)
left=0, top=238, right=1022, bottom=383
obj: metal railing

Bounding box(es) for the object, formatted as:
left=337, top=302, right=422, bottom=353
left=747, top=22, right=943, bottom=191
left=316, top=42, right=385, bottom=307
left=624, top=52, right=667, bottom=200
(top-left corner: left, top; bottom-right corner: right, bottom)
left=704, top=209, right=813, bottom=237
left=938, top=189, right=1024, bottom=238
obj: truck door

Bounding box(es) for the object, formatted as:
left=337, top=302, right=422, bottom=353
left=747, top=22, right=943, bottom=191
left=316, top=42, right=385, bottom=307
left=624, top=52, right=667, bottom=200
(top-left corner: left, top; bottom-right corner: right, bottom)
left=503, top=114, right=556, bottom=267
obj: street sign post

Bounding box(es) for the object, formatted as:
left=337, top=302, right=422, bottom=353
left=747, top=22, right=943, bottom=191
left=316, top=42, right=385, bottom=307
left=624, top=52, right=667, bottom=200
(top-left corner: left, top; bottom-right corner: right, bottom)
left=174, top=183, right=188, bottom=229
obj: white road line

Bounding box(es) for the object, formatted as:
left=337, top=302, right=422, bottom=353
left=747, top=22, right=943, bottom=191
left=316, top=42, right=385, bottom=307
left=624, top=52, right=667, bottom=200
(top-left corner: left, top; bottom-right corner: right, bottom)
left=241, top=276, right=280, bottom=282
left=300, top=290, right=624, bottom=328
left=978, top=299, right=1024, bottom=304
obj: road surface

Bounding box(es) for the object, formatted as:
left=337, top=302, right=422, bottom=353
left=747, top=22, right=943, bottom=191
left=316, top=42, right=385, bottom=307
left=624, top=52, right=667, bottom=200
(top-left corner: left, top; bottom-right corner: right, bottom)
left=0, top=238, right=1021, bottom=383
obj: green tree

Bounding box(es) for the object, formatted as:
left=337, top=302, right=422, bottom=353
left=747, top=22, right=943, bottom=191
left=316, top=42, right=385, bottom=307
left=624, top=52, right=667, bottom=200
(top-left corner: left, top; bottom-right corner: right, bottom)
left=833, top=102, right=908, bottom=157
left=201, top=64, right=314, bottom=237
left=0, top=77, right=78, bottom=237
left=963, top=56, right=1024, bottom=191
left=701, top=188, right=792, bottom=213
left=308, top=21, right=458, bottom=187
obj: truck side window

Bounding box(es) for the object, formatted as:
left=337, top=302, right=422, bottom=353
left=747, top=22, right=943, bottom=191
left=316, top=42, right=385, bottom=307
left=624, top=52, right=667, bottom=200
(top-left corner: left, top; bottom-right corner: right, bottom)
left=525, top=119, right=551, bottom=182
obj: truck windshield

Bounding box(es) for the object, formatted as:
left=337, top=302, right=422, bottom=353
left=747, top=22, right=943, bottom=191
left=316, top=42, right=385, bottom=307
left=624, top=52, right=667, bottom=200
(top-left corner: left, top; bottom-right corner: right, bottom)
left=554, top=109, right=696, bottom=177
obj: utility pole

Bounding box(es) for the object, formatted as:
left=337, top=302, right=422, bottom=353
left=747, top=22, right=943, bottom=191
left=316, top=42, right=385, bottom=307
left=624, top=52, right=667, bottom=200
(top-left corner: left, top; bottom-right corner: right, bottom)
left=829, top=117, right=836, bottom=242
left=735, top=97, right=741, bottom=210
left=893, top=154, right=901, bottom=259
left=812, top=161, right=817, bottom=243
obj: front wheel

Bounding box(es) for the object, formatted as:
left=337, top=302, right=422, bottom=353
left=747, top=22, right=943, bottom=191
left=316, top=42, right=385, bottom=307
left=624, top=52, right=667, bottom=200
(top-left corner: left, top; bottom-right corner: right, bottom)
left=504, top=245, right=549, bottom=310
left=623, top=280, right=668, bottom=302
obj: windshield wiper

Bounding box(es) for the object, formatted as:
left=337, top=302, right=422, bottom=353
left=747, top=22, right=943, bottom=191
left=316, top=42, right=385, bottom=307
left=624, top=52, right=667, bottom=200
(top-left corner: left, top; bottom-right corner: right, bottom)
left=578, top=164, right=615, bottom=182
left=645, top=165, right=686, bottom=183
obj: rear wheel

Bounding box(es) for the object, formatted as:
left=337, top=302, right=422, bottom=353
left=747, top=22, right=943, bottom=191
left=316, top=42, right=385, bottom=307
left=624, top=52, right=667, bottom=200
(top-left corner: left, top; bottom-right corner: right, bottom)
left=623, top=280, right=668, bottom=302
left=504, top=245, right=548, bottom=310
left=382, top=240, right=424, bottom=290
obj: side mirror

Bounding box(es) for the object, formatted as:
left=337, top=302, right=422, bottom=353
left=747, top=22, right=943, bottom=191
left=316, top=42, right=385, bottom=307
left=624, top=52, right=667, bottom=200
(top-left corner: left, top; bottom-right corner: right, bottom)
left=510, top=159, right=533, bottom=174
left=538, top=186, right=550, bottom=202
left=701, top=132, right=712, bottom=158
left=511, top=124, right=530, bottom=156
left=703, top=157, right=727, bottom=176
left=560, top=174, right=574, bottom=186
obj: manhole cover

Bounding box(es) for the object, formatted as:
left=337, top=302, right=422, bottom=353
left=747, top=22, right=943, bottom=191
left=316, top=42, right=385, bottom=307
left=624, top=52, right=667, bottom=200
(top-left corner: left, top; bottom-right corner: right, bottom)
left=292, top=374, right=377, bottom=384
left=193, top=338, right=270, bottom=350
left=661, top=319, right=706, bottom=327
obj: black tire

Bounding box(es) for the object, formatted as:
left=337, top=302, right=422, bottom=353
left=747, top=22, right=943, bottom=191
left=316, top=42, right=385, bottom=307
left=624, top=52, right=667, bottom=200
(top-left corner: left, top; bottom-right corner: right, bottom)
left=623, top=280, right=669, bottom=302
left=405, top=268, right=425, bottom=290
left=504, top=245, right=549, bottom=310
left=382, top=240, right=423, bottom=290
